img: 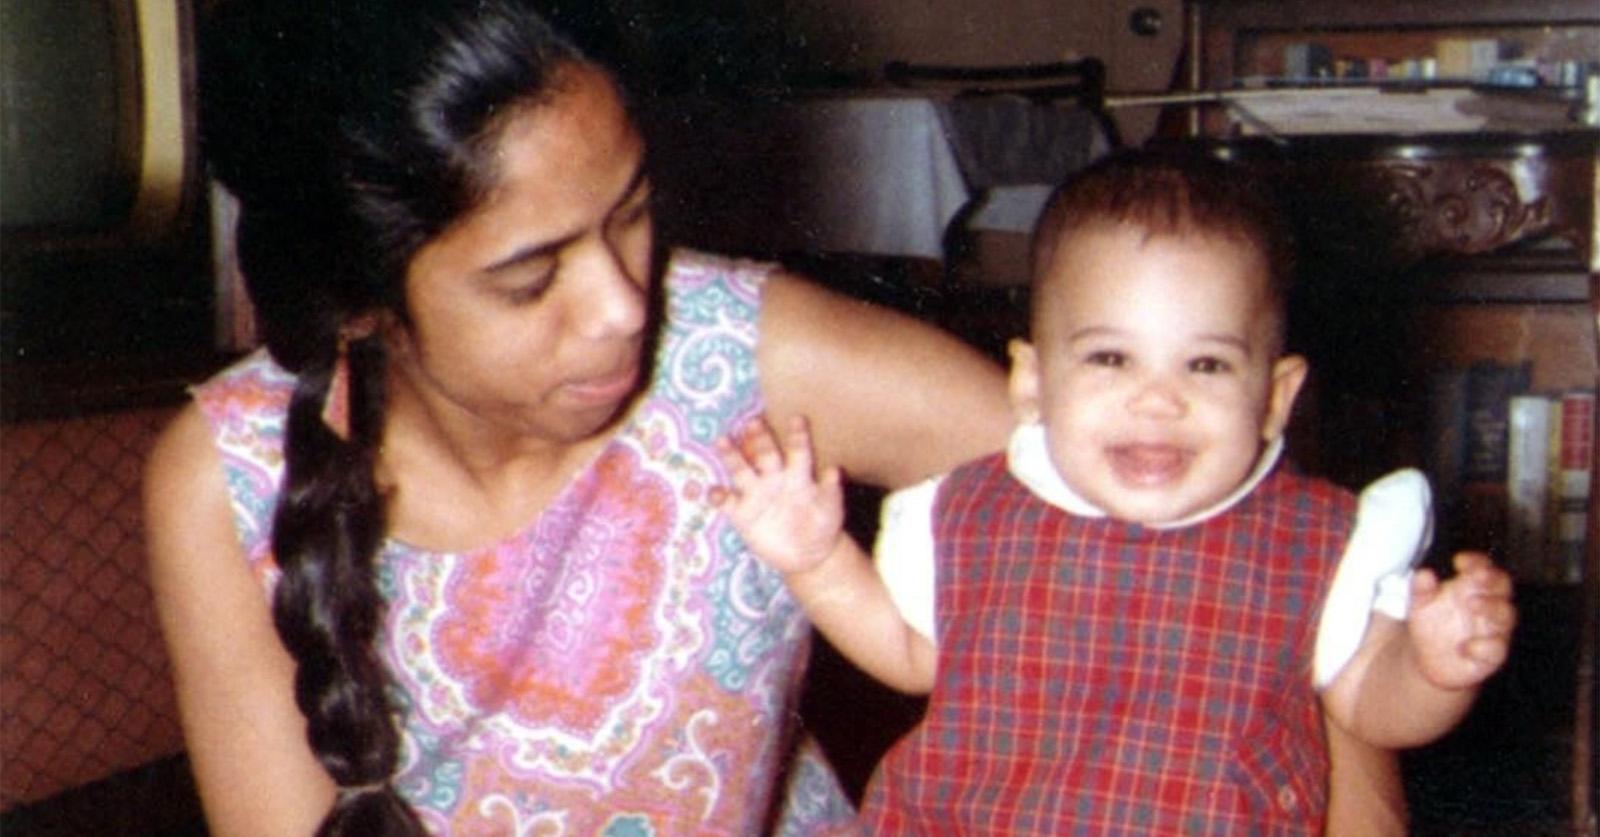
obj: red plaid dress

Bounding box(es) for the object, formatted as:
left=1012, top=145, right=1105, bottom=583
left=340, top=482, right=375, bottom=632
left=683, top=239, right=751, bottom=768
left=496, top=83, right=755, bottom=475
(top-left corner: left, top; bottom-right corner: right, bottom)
left=859, top=453, right=1354, bottom=835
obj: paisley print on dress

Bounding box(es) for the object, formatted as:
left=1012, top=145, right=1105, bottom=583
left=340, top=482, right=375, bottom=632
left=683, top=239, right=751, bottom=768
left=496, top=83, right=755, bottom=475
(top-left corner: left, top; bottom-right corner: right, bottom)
left=194, top=251, right=859, bottom=834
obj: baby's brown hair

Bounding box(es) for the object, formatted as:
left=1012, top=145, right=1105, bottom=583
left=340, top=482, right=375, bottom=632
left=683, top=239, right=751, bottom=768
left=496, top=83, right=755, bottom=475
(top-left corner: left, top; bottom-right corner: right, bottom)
left=1030, top=148, right=1296, bottom=344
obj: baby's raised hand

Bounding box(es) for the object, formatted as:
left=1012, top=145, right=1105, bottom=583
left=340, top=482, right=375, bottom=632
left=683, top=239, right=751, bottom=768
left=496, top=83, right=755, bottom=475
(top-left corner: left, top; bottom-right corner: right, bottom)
left=1407, top=551, right=1516, bottom=691
left=712, top=415, right=845, bottom=575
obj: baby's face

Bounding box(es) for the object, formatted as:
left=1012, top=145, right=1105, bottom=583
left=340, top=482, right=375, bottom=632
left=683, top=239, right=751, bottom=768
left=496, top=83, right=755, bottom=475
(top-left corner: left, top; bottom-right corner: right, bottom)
left=1009, top=223, right=1306, bottom=524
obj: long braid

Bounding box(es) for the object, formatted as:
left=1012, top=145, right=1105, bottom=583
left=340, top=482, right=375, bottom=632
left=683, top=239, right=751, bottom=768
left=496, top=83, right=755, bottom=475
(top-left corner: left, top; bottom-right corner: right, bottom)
left=269, top=335, right=422, bottom=835
left=199, top=2, right=638, bottom=831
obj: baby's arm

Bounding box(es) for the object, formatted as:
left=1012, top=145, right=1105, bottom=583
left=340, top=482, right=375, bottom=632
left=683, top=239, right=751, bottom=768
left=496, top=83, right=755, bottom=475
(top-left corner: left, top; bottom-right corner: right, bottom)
left=1323, top=552, right=1515, bottom=747
left=714, top=415, right=937, bottom=693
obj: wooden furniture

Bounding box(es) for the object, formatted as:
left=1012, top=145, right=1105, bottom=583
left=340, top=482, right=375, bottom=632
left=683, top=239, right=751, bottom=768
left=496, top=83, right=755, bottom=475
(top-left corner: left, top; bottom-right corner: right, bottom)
left=1190, top=2, right=1599, bottom=833
left=1198, top=0, right=1600, bottom=94
left=1191, top=130, right=1597, bottom=833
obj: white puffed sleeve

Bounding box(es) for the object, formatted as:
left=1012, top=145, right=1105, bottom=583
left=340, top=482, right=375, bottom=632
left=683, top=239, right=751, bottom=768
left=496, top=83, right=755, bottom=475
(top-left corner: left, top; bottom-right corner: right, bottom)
left=1311, top=468, right=1433, bottom=689
left=871, top=475, right=945, bottom=643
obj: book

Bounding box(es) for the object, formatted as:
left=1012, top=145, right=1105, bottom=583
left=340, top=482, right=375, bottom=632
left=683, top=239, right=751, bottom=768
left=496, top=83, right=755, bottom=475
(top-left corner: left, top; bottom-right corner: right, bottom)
left=1225, top=85, right=1578, bottom=137
left=1435, top=37, right=1500, bottom=82
left=1282, top=42, right=1333, bottom=80
left=1549, top=390, right=1594, bottom=583
left=1462, top=361, right=1532, bottom=483
left=1505, top=394, right=1553, bottom=581
left=1423, top=368, right=1470, bottom=531
left=1456, top=361, right=1532, bottom=561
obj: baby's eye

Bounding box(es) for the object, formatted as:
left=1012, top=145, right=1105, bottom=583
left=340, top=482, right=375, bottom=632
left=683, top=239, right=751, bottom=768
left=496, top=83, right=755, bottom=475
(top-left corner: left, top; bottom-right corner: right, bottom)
left=1085, top=350, right=1126, bottom=368
left=1189, top=356, right=1232, bottom=374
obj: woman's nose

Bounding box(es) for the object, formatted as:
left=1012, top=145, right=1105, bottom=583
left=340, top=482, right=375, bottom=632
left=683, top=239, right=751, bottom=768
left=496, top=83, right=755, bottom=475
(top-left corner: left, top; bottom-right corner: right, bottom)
left=575, top=247, right=647, bottom=338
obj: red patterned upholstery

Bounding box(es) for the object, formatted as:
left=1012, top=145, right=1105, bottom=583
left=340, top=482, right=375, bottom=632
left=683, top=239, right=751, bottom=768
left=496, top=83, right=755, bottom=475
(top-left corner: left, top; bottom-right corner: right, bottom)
left=1, top=407, right=186, bottom=808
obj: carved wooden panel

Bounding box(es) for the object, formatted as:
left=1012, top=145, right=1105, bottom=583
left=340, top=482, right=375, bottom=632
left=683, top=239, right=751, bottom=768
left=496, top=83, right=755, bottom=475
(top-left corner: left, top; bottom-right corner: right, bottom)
left=1379, top=159, right=1551, bottom=257
left=1359, top=145, right=1593, bottom=266
left=1203, top=132, right=1597, bottom=271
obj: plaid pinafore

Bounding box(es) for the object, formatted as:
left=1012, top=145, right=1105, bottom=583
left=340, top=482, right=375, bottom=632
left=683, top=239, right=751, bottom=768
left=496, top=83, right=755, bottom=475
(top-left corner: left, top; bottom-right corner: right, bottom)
left=859, top=453, right=1354, bottom=835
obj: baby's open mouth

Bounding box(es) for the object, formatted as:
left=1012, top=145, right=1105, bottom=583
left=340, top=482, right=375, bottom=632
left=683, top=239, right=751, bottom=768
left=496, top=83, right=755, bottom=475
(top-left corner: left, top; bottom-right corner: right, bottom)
left=1106, top=443, right=1191, bottom=487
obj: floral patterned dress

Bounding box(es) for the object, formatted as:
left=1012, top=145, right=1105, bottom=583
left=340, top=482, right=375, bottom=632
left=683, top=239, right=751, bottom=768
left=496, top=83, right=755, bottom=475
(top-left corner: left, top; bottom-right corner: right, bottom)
left=194, top=250, right=857, bottom=835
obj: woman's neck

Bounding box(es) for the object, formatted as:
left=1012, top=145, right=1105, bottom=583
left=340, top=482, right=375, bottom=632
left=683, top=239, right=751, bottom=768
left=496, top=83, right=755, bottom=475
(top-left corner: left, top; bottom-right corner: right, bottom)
left=374, top=372, right=615, bottom=553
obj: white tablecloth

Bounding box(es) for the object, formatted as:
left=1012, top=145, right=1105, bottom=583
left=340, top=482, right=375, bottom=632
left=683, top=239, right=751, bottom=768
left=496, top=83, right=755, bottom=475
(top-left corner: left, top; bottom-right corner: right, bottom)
left=649, top=92, right=1105, bottom=260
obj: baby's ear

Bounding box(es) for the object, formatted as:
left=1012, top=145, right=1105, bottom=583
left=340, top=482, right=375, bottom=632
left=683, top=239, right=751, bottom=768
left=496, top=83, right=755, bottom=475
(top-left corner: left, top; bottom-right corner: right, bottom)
left=1007, top=339, right=1042, bottom=424
left=1262, top=353, right=1309, bottom=442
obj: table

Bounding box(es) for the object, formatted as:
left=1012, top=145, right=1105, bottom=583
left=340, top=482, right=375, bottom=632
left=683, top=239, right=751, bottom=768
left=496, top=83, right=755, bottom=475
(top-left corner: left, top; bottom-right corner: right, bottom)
left=647, top=91, right=1106, bottom=261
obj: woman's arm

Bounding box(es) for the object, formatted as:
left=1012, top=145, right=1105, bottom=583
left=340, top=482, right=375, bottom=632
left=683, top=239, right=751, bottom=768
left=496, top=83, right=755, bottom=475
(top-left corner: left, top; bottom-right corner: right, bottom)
left=144, top=405, right=335, bottom=836
left=757, top=271, right=1013, bottom=487
left=1325, top=715, right=1408, bottom=836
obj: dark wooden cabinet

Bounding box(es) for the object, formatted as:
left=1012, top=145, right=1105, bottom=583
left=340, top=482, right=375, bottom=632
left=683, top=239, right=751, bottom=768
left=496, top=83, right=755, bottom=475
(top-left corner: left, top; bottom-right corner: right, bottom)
left=1192, top=3, right=1599, bottom=833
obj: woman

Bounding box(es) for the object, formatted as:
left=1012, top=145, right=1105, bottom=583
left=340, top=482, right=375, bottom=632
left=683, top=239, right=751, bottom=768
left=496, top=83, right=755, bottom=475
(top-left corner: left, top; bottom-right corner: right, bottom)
left=145, top=1, right=1006, bottom=833
left=144, top=1, right=1403, bottom=834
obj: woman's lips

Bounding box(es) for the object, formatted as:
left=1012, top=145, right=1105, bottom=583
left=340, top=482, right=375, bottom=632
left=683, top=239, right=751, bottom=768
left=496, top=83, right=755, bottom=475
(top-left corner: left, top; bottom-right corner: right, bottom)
left=563, top=362, right=640, bottom=406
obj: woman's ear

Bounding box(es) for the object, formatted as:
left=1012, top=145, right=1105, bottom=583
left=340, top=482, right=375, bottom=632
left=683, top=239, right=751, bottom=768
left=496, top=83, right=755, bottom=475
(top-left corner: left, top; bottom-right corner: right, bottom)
left=1262, top=353, right=1309, bottom=442
left=1007, top=339, right=1043, bottom=425
left=340, top=311, right=388, bottom=343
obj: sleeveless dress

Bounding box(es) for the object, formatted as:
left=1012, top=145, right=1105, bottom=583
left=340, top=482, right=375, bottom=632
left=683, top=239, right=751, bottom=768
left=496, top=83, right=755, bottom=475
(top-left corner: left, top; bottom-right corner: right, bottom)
left=194, top=250, right=857, bottom=835
left=862, top=444, right=1361, bottom=835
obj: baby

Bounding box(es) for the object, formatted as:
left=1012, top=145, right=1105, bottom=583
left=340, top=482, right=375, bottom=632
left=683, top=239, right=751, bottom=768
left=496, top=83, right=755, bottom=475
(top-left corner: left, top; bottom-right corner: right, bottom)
left=716, top=149, right=1515, bottom=833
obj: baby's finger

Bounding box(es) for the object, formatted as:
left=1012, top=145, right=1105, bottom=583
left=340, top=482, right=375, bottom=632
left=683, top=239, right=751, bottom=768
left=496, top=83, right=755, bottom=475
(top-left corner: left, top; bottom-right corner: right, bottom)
left=1451, top=550, right=1494, bottom=576
left=1461, top=635, right=1510, bottom=669
left=817, top=464, right=844, bottom=507
left=1464, top=577, right=1516, bottom=620
left=1409, top=567, right=1441, bottom=603
left=715, top=438, right=778, bottom=504
left=781, top=415, right=817, bottom=481
left=1453, top=552, right=1508, bottom=582
left=1466, top=564, right=1514, bottom=598
left=715, top=436, right=755, bottom=479
left=739, top=418, right=785, bottom=472
left=1472, top=597, right=1518, bottom=635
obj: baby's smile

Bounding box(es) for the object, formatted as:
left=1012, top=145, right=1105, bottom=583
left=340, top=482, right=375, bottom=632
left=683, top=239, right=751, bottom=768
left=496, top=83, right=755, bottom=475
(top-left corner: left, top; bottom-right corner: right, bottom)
left=1105, top=442, right=1193, bottom=488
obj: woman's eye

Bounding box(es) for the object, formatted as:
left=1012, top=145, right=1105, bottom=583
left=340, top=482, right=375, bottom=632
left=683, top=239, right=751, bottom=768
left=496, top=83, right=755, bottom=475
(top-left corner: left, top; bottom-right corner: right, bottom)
left=502, top=268, right=555, bottom=303
left=1189, top=356, right=1232, bottom=374
left=612, top=188, right=653, bottom=228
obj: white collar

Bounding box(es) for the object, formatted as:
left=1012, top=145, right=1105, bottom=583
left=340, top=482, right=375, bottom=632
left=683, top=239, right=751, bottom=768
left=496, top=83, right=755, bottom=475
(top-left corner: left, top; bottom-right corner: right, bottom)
left=1005, top=422, right=1284, bottom=530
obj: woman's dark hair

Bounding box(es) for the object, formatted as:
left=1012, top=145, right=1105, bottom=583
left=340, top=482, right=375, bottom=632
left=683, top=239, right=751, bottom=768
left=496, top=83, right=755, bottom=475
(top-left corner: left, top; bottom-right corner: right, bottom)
left=1029, top=148, right=1297, bottom=345
left=199, top=2, right=631, bottom=833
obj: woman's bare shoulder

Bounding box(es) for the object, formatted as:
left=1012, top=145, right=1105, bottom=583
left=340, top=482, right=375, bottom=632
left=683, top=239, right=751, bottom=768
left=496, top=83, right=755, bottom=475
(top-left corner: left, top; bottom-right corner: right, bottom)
left=143, top=401, right=243, bottom=583
left=147, top=399, right=213, bottom=472
left=145, top=402, right=221, bottom=517
left=757, top=269, right=1010, bottom=488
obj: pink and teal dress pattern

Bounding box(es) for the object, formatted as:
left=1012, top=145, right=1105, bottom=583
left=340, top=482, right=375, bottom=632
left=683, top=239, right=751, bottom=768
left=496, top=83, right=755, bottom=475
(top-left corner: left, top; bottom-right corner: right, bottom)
left=196, top=250, right=857, bottom=835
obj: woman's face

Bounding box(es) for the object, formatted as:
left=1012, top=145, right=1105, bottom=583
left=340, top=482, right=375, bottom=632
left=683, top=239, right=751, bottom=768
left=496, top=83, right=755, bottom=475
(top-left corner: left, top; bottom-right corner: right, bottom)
left=391, top=64, right=654, bottom=446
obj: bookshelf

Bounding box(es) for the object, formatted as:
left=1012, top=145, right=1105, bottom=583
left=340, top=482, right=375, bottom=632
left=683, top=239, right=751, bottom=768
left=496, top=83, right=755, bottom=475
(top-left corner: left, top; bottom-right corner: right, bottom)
left=1194, top=0, right=1598, bottom=137
left=1188, top=2, right=1599, bottom=834
left=1200, top=2, right=1599, bottom=86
